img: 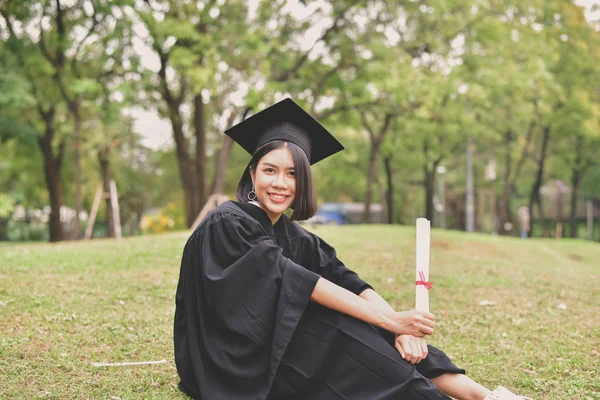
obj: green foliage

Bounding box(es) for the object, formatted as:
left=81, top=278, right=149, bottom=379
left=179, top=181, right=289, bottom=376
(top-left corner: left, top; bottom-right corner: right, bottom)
left=0, top=138, right=46, bottom=207
left=69, top=79, right=102, bottom=96
left=6, top=220, right=48, bottom=241
left=1, top=0, right=599, bottom=241
left=0, top=193, right=15, bottom=218
left=0, top=68, right=34, bottom=109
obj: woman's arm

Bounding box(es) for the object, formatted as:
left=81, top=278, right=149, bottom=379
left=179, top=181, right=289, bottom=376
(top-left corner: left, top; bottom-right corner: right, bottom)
left=310, top=277, right=435, bottom=337
left=359, top=288, right=396, bottom=314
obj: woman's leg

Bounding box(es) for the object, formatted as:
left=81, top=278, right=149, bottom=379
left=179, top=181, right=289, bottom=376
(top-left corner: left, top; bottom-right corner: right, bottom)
left=273, top=303, right=454, bottom=399
left=430, top=373, right=491, bottom=400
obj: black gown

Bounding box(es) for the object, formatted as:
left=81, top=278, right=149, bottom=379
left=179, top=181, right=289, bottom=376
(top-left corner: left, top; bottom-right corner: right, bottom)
left=174, top=201, right=464, bottom=400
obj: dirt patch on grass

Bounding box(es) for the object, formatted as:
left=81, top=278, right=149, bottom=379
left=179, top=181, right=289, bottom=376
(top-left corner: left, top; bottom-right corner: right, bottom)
left=431, top=239, right=452, bottom=250
left=406, top=238, right=508, bottom=260
left=566, top=252, right=584, bottom=262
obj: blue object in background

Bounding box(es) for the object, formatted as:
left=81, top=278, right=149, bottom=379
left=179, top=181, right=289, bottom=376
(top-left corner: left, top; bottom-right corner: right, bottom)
left=310, top=203, right=383, bottom=225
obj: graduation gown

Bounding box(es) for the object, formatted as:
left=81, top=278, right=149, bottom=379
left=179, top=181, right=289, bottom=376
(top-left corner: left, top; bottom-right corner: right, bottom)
left=174, top=201, right=464, bottom=400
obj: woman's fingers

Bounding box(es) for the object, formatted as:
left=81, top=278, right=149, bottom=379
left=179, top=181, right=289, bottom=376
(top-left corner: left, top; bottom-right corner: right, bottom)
left=396, top=335, right=429, bottom=364
left=420, top=340, right=429, bottom=360
left=398, top=336, right=413, bottom=362
left=419, top=314, right=435, bottom=329
left=415, top=310, right=435, bottom=322
left=394, top=338, right=406, bottom=359
left=410, top=340, right=421, bottom=364
left=413, top=312, right=435, bottom=336
left=423, top=311, right=435, bottom=321
left=395, top=334, right=429, bottom=365
left=388, top=310, right=436, bottom=337
left=419, top=323, right=434, bottom=336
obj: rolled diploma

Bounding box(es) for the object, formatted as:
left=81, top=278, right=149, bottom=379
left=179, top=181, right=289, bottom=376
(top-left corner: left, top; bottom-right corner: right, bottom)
left=415, top=218, right=431, bottom=312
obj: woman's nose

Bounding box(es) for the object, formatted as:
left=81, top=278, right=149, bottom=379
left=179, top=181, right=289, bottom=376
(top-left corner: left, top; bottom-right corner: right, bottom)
left=272, top=174, right=288, bottom=188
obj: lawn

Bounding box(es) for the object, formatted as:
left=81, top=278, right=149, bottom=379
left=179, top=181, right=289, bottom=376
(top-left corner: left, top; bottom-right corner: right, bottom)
left=1, top=225, right=599, bottom=399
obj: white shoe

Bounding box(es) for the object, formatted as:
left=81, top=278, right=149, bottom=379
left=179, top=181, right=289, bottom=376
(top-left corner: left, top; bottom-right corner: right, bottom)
left=484, top=386, right=532, bottom=400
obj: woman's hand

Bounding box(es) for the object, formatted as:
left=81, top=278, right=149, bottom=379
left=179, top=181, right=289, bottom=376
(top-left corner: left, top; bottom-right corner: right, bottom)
left=381, top=310, right=435, bottom=337
left=395, top=334, right=428, bottom=364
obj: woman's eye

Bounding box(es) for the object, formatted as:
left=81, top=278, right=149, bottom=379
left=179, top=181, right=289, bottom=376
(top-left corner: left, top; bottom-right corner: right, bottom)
left=288, top=171, right=295, bottom=177
left=265, top=168, right=275, bottom=173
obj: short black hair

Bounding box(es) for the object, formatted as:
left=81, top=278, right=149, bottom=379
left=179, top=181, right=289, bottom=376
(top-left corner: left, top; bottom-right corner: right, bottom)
left=236, top=140, right=317, bottom=221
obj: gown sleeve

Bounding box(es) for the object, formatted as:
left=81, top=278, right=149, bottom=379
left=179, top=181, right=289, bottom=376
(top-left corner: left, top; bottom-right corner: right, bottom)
left=310, top=233, right=373, bottom=295
left=174, top=208, right=320, bottom=400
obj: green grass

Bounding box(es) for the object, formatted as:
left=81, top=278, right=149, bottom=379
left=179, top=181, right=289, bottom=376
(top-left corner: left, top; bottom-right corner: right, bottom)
left=1, top=226, right=599, bottom=399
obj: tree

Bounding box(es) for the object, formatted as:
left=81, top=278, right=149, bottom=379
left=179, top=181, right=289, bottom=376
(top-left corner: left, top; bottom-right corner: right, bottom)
left=135, top=0, right=253, bottom=226
left=34, top=0, right=134, bottom=238
left=0, top=6, right=68, bottom=241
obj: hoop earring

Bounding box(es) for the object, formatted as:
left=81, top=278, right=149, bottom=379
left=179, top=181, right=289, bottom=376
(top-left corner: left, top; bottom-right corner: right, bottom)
left=247, top=183, right=257, bottom=201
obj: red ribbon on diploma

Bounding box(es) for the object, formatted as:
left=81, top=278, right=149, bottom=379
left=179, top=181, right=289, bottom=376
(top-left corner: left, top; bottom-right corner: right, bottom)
left=415, top=271, right=434, bottom=290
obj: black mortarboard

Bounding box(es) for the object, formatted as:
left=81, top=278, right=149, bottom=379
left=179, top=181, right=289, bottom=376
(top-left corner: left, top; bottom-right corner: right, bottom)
left=224, top=98, right=344, bottom=165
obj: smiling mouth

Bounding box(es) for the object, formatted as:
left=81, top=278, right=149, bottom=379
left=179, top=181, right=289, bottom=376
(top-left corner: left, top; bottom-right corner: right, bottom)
left=268, top=193, right=289, bottom=200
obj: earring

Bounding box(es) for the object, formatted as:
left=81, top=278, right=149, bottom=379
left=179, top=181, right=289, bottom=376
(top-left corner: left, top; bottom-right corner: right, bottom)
left=247, top=182, right=257, bottom=201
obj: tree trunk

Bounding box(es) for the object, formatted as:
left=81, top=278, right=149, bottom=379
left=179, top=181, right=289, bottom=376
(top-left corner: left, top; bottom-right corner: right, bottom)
left=499, top=131, right=514, bottom=235
left=360, top=113, right=393, bottom=223
left=156, top=48, right=200, bottom=228
left=0, top=219, right=7, bottom=241
left=377, top=174, right=386, bottom=224
left=498, top=185, right=514, bottom=235
left=98, top=149, right=114, bottom=237
left=424, top=168, right=435, bottom=221
left=212, top=136, right=234, bottom=195
left=194, top=94, right=206, bottom=212
left=500, top=188, right=513, bottom=235
left=211, top=108, right=247, bottom=196
left=465, top=136, right=475, bottom=232
left=44, top=150, right=65, bottom=243
left=362, top=142, right=380, bottom=223
left=569, top=136, right=585, bottom=238
left=38, top=112, right=65, bottom=242
left=384, top=156, right=393, bottom=224
left=169, top=108, right=198, bottom=228
left=528, top=126, right=551, bottom=237
left=569, top=179, right=580, bottom=239
left=72, top=104, right=83, bottom=239
left=176, top=146, right=197, bottom=227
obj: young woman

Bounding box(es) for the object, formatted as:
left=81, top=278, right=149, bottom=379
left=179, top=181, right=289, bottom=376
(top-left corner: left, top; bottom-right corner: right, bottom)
left=174, top=99, right=526, bottom=400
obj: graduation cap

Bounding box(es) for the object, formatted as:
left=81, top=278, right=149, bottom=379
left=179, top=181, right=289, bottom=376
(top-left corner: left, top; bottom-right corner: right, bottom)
left=224, top=98, right=344, bottom=165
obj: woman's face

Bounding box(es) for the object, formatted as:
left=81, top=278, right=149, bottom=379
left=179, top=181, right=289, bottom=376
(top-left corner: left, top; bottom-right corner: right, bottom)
left=250, top=145, right=296, bottom=224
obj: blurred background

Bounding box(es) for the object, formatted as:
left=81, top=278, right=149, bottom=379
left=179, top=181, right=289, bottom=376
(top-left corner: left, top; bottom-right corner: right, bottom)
left=0, top=0, right=598, bottom=242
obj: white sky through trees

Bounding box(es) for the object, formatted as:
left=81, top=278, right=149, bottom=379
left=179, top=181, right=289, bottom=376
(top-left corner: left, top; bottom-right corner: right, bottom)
left=124, top=0, right=599, bottom=150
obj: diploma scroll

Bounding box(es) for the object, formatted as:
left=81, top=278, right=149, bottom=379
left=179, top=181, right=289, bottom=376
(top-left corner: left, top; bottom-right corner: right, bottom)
left=415, top=218, right=433, bottom=312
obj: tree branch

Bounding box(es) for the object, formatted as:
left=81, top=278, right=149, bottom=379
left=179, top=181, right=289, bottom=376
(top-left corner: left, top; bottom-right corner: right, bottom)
left=38, top=6, right=56, bottom=66
left=57, top=137, right=66, bottom=166
left=310, top=63, right=352, bottom=114
left=38, top=0, right=76, bottom=108
left=379, top=113, right=394, bottom=137
left=315, top=99, right=382, bottom=120
left=54, top=0, right=66, bottom=68
left=176, top=76, right=187, bottom=106
left=274, top=2, right=359, bottom=82
left=157, top=51, right=177, bottom=110
left=511, top=118, right=537, bottom=187
left=359, top=109, right=376, bottom=141
left=138, top=8, right=179, bottom=109
left=71, top=0, right=103, bottom=78
left=53, top=70, right=75, bottom=109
